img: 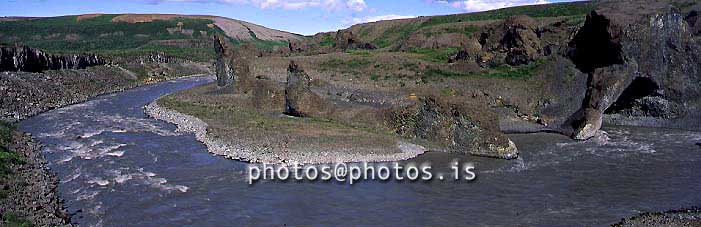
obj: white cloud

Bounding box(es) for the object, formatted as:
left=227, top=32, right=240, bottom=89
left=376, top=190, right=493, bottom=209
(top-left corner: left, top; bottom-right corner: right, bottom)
left=345, top=0, right=367, bottom=12
left=156, top=0, right=366, bottom=11
left=434, top=0, right=550, bottom=12
left=348, top=14, right=415, bottom=25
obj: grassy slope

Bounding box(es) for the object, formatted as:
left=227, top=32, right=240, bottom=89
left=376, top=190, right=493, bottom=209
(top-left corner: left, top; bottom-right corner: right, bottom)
left=353, top=1, right=594, bottom=49
left=0, top=14, right=221, bottom=61
left=297, top=1, right=595, bottom=79
left=0, top=14, right=289, bottom=61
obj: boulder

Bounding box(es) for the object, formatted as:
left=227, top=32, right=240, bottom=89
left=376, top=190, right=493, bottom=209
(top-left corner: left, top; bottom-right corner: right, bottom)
left=390, top=96, right=518, bottom=159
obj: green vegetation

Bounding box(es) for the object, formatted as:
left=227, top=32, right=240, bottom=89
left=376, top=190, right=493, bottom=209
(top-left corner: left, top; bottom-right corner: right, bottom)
left=0, top=14, right=224, bottom=61
left=319, top=34, right=335, bottom=47
left=671, top=1, right=697, bottom=9
left=409, top=47, right=459, bottom=62
left=426, top=25, right=480, bottom=37
left=372, top=22, right=423, bottom=48
left=2, top=213, right=34, bottom=227
left=247, top=30, right=288, bottom=51
left=347, top=49, right=373, bottom=57
left=423, top=2, right=594, bottom=27
left=1, top=121, right=24, bottom=201
left=440, top=87, right=458, bottom=96
left=320, top=58, right=371, bottom=70
left=366, top=1, right=592, bottom=48
left=424, top=59, right=546, bottom=79
left=159, top=94, right=394, bottom=140
left=0, top=121, right=23, bottom=171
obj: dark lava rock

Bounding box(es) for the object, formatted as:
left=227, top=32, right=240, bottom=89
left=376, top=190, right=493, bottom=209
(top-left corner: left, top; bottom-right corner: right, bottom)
left=214, top=34, right=253, bottom=90
left=612, top=207, right=701, bottom=227
left=448, top=40, right=483, bottom=64
left=572, top=65, right=635, bottom=140
left=566, top=4, right=701, bottom=139
left=214, top=34, right=235, bottom=87
left=479, top=15, right=543, bottom=66
left=284, top=61, right=335, bottom=117
left=0, top=45, right=104, bottom=72
left=390, top=96, right=518, bottom=159
left=0, top=132, right=72, bottom=226
left=334, top=30, right=376, bottom=50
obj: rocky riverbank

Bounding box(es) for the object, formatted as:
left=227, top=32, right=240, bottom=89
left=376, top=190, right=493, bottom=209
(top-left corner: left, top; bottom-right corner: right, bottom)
left=0, top=131, right=71, bottom=226
left=1, top=67, right=211, bottom=123
left=144, top=101, right=237, bottom=161
left=612, top=207, right=701, bottom=227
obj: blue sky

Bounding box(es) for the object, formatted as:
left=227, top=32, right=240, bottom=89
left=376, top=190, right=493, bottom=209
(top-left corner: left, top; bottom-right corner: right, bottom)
left=0, top=0, right=576, bottom=35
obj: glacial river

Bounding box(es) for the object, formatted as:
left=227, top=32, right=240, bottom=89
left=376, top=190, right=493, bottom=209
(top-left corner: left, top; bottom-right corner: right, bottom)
left=19, top=76, right=701, bottom=226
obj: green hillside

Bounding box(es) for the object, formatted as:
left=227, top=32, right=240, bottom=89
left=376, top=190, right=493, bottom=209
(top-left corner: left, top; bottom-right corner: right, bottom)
left=0, top=14, right=225, bottom=61
left=351, top=1, right=595, bottom=49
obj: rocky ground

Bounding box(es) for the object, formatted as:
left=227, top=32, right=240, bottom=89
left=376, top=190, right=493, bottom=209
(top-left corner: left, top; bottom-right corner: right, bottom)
left=1, top=62, right=210, bottom=123
left=0, top=131, right=72, bottom=226
left=612, top=208, right=701, bottom=227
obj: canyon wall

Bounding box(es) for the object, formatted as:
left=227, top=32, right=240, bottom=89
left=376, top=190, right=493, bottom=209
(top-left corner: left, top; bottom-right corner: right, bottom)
left=0, top=45, right=105, bottom=72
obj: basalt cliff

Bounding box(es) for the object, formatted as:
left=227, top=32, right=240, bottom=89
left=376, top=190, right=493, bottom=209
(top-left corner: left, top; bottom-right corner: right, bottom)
left=0, top=45, right=105, bottom=72
left=567, top=1, right=701, bottom=139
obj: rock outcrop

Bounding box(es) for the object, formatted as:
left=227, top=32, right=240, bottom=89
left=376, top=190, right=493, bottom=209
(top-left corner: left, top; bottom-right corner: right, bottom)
left=284, top=61, right=335, bottom=117
left=390, top=96, right=518, bottom=159
left=0, top=45, right=105, bottom=72
left=214, top=34, right=253, bottom=90
left=571, top=65, right=635, bottom=140
left=478, top=15, right=543, bottom=66
left=214, top=35, right=235, bottom=87
left=566, top=5, right=701, bottom=139
left=687, top=10, right=700, bottom=35
left=334, top=30, right=377, bottom=50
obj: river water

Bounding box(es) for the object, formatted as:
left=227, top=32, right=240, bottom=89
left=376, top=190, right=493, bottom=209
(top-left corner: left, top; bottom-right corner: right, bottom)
left=19, top=76, right=701, bottom=226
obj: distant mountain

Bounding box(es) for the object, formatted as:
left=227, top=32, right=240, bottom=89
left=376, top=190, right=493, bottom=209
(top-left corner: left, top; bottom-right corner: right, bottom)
left=0, top=14, right=301, bottom=61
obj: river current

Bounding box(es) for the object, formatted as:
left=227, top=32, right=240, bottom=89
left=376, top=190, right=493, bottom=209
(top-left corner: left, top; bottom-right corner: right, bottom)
left=19, top=76, right=701, bottom=226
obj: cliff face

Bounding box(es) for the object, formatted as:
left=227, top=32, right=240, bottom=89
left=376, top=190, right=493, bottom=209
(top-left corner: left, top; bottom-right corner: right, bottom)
left=567, top=3, right=701, bottom=139
left=0, top=45, right=105, bottom=72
